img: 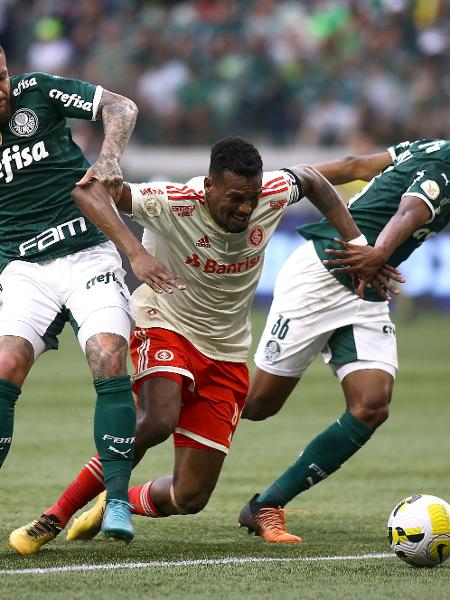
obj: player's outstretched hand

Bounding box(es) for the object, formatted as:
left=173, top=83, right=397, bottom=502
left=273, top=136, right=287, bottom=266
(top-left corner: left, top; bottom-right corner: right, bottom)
left=130, top=249, right=186, bottom=295
left=323, top=238, right=405, bottom=283
left=76, top=161, right=124, bottom=202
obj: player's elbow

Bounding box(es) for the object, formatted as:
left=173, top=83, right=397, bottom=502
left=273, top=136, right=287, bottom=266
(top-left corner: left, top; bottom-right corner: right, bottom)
left=122, top=97, right=138, bottom=120
left=130, top=98, right=138, bottom=116
left=339, top=155, right=372, bottom=181
left=71, top=186, right=85, bottom=207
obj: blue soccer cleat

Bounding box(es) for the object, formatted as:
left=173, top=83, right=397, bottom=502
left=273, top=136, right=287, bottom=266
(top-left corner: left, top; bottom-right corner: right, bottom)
left=101, top=499, right=134, bottom=543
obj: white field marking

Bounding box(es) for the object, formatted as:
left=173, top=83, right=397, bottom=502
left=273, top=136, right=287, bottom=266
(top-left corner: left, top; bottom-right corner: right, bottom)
left=1, top=553, right=394, bottom=576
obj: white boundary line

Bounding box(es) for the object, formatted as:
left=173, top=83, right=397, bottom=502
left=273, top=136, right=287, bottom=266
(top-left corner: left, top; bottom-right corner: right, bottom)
left=1, top=552, right=394, bottom=575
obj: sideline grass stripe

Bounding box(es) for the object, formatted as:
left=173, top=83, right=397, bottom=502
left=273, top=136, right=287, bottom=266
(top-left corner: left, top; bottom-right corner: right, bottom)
left=1, top=553, right=394, bottom=575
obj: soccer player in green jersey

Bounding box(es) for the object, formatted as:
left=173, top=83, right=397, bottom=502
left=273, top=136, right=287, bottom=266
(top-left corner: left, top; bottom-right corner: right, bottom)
left=239, top=139, right=450, bottom=542
left=0, top=46, right=179, bottom=554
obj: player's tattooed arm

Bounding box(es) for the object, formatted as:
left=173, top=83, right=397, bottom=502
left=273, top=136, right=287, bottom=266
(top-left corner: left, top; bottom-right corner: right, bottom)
left=76, top=89, right=138, bottom=201
left=289, top=165, right=361, bottom=241
left=72, top=181, right=186, bottom=295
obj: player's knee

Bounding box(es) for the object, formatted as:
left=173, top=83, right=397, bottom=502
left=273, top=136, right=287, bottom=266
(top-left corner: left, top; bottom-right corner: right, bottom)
left=0, top=351, right=30, bottom=383
left=174, top=487, right=211, bottom=514
left=136, top=412, right=176, bottom=447
left=86, top=333, right=128, bottom=379
left=351, top=399, right=390, bottom=429
left=242, top=393, right=278, bottom=421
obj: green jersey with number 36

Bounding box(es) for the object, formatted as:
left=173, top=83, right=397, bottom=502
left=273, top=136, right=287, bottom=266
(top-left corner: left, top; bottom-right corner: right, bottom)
left=299, top=139, right=450, bottom=300
left=0, top=71, right=107, bottom=273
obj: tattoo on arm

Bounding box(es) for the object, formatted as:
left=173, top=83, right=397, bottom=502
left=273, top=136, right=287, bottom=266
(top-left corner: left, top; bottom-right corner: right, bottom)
left=293, top=165, right=345, bottom=213
left=86, top=333, right=128, bottom=380
left=88, top=90, right=138, bottom=198
left=289, top=165, right=360, bottom=240
left=97, top=89, right=138, bottom=160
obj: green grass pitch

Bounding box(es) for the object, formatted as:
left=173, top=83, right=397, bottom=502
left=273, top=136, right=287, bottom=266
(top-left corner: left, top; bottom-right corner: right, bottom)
left=0, top=309, right=449, bottom=599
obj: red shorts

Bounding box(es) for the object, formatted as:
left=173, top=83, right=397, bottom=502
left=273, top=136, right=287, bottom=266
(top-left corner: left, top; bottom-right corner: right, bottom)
left=130, top=327, right=249, bottom=454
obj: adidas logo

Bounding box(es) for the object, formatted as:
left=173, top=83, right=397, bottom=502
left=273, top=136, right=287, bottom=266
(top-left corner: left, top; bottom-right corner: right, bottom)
left=195, top=235, right=211, bottom=248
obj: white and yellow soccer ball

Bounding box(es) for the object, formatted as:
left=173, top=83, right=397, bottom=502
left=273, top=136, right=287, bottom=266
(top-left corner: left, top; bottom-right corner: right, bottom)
left=388, top=494, right=450, bottom=567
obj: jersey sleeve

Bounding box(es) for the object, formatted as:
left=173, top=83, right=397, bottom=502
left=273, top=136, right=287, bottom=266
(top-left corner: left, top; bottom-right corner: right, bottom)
left=36, top=72, right=103, bottom=120
left=130, top=182, right=174, bottom=233
left=403, top=163, right=450, bottom=223
left=262, top=170, right=302, bottom=207
left=388, top=141, right=412, bottom=162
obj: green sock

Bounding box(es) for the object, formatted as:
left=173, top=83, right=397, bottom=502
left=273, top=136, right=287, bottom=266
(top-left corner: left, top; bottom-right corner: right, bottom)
left=94, top=375, right=136, bottom=503
left=0, top=379, right=21, bottom=468
left=258, top=410, right=374, bottom=506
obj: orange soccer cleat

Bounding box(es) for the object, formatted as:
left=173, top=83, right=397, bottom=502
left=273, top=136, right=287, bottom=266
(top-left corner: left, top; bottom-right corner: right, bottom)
left=239, top=494, right=302, bottom=544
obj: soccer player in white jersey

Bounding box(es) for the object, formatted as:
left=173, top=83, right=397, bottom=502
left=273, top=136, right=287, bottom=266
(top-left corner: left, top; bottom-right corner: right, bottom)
left=11, top=136, right=373, bottom=553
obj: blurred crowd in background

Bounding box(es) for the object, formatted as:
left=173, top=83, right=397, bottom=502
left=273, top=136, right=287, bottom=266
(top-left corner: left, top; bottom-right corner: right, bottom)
left=1, top=0, right=449, bottom=150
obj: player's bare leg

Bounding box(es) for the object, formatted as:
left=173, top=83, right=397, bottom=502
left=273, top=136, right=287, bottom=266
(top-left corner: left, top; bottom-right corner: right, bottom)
left=17, top=375, right=180, bottom=546
left=0, top=336, right=33, bottom=467
left=147, top=447, right=226, bottom=515
left=64, top=376, right=182, bottom=541
left=237, top=369, right=303, bottom=542
left=341, top=369, right=393, bottom=429
left=242, top=367, right=299, bottom=421
left=8, top=332, right=137, bottom=554
left=2, top=337, right=59, bottom=557
left=68, top=446, right=226, bottom=540
left=84, top=332, right=136, bottom=542
left=133, top=377, right=182, bottom=465
left=3, top=336, right=66, bottom=555
left=239, top=367, right=393, bottom=543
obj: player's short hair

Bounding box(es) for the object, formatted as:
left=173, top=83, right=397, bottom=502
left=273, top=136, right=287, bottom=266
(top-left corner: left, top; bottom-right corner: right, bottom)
left=209, top=137, right=263, bottom=179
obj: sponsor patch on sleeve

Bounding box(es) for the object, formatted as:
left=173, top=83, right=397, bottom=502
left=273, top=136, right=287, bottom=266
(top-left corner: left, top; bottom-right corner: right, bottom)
left=420, top=179, right=440, bottom=200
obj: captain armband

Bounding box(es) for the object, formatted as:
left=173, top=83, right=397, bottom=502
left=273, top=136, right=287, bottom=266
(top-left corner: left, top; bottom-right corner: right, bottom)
left=281, top=168, right=303, bottom=204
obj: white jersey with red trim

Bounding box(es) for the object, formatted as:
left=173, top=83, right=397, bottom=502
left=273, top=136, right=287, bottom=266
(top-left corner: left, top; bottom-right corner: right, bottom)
left=130, top=170, right=300, bottom=361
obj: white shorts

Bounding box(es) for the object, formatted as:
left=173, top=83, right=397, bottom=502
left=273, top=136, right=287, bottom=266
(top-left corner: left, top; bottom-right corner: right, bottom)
left=0, top=241, right=133, bottom=359
left=254, top=241, right=398, bottom=381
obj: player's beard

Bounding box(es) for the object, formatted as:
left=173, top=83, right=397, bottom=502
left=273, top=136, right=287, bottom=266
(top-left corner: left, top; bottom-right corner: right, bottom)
left=0, top=95, right=14, bottom=126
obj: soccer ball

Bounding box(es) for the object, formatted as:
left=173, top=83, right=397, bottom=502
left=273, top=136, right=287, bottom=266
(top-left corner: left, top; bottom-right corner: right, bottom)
left=388, top=494, right=450, bottom=567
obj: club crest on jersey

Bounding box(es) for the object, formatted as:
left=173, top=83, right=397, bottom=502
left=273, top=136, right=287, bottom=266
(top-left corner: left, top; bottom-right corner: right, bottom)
left=420, top=180, right=440, bottom=200
left=9, top=109, right=39, bottom=137
left=154, top=349, right=174, bottom=361
left=264, top=340, right=281, bottom=362
left=248, top=225, right=265, bottom=247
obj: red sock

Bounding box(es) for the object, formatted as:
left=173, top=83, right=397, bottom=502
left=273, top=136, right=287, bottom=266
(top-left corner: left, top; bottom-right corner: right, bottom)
left=129, top=480, right=165, bottom=518
left=44, top=454, right=105, bottom=527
